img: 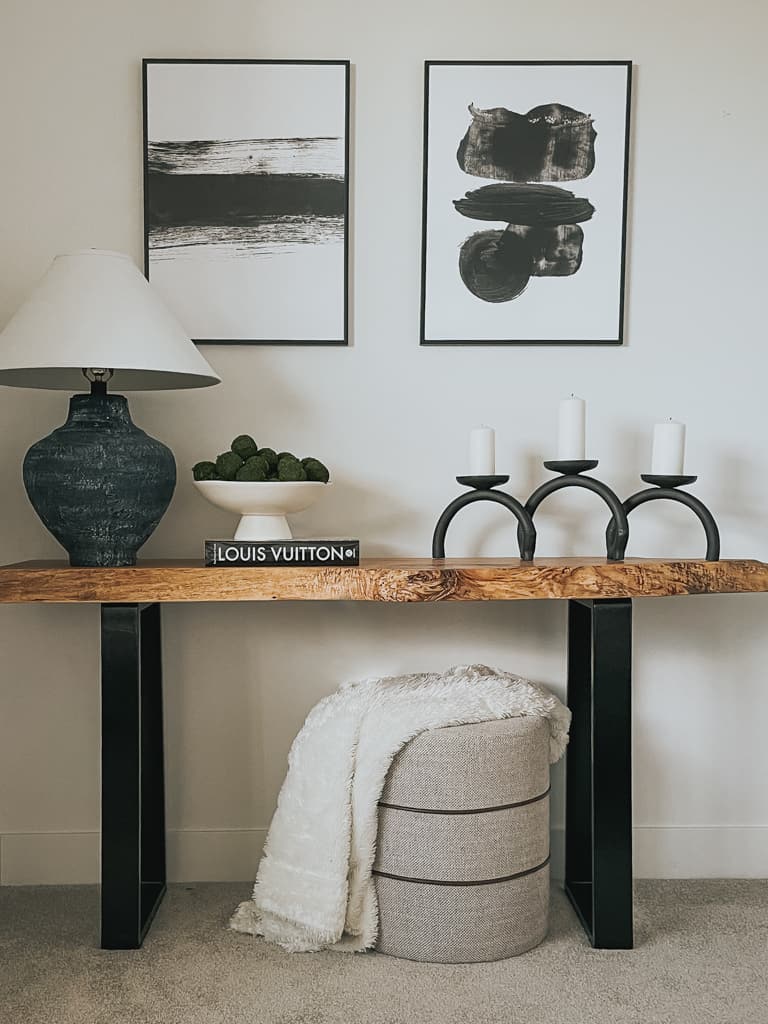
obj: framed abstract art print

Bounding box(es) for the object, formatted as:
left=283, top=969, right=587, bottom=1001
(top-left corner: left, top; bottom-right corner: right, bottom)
left=143, top=59, right=350, bottom=345
left=420, top=61, right=632, bottom=345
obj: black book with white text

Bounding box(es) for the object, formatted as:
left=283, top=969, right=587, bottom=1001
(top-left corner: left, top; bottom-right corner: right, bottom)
left=205, top=539, right=360, bottom=567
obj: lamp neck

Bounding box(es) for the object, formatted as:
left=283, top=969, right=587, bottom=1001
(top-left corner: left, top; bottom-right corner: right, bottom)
left=82, top=367, right=114, bottom=395
left=67, top=392, right=133, bottom=431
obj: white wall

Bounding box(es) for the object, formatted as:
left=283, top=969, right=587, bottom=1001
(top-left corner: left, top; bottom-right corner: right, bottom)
left=1, top=0, right=766, bottom=884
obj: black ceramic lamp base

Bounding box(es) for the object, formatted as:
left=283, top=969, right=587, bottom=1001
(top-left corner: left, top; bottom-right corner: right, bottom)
left=22, top=391, right=176, bottom=567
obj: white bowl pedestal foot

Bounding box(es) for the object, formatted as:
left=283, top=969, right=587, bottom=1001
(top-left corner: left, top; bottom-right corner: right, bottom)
left=192, top=480, right=330, bottom=540
left=234, top=514, right=292, bottom=542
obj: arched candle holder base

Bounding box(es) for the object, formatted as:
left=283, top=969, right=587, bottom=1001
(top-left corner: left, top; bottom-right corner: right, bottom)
left=518, top=461, right=629, bottom=562
left=432, top=476, right=535, bottom=559
left=606, top=474, right=720, bottom=561
left=431, top=467, right=721, bottom=563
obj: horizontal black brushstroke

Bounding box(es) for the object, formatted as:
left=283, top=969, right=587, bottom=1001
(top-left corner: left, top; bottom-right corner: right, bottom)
left=148, top=218, right=344, bottom=257
left=458, top=102, right=596, bottom=182
left=146, top=173, right=346, bottom=228
left=454, top=184, right=594, bottom=226
left=147, top=137, right=343, bottom=176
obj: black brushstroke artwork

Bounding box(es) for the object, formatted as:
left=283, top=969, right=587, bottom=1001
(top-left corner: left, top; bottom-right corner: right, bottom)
left=459, top=230, right=531, bottom=303
left=149, top=173, right=345, bottom=225
left=457, top=103, right=596, bottom=182
left=454, top=184, right=594, bottom=226
left=453, top=101, right=597, bottom=304
left=502, top=225, right=584, bottom=276
left=146, top=138, right=344, bottom=260
left=459, top=225, right=585, bottom=303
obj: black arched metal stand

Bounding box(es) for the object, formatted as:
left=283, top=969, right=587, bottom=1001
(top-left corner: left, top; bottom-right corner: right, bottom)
left=432, top=476, right=536, bottom=559
left=606, top=474, right=720, bottom=561
left=431, top=467, right=720, bottom=563
left=518, top=461, right=629, bottom=562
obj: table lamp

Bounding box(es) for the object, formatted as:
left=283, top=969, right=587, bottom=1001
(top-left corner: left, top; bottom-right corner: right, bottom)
left=0, top=250, right=221, bottom=566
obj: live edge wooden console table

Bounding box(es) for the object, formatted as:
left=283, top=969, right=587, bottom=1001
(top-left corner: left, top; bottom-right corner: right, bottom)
left=2, top=556, right=767, bottom=952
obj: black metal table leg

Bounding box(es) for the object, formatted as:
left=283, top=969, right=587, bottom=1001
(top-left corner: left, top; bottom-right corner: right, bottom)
left=101, top=603, right=167, bottom=949
left=564, top=598, right=633, bottom=949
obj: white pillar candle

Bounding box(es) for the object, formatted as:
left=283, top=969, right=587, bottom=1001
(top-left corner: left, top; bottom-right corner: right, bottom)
left=651, top=420, right=686, bottom=475
left=469, top=426, right=495, bottom=475
left=557, top=396, right=586, bottom=460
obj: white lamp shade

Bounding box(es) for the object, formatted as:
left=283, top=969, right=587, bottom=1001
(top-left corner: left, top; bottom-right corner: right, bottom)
left=0, top=250, right=221, bottom=390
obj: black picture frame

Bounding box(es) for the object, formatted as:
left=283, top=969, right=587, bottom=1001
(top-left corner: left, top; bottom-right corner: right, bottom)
left=143, top=58, right=351, bottom=346
left=420, top=60, right=632, bottom=346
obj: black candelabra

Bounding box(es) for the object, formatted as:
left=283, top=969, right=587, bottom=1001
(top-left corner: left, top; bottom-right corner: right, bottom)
left=432, top=462, right=720, bottom=561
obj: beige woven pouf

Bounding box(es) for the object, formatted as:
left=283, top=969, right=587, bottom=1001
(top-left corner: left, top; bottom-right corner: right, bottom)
left=373, top=717, right=550, bottom=963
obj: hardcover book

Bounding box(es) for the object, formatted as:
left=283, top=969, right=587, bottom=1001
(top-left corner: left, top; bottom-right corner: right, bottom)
left=205, top=539, right=360, bottom=567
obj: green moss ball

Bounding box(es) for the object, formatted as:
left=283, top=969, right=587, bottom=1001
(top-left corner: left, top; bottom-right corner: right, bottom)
left=236, top=455, right=270, bottom=481
left=231, top=434, right=259, bottom=461
left=276, top=451, right=296, bottom=464
left=277, top=459, right=308, bottom=481
left=192, top=461, right=218, bottom=481
left=216, top=451, right=245, bottom=480
left=302, top=458, right=330, bottom=483
left=257, top=447, right=279, bottom=472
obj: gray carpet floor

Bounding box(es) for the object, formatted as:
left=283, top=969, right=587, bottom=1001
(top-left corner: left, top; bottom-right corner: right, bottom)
left=1, top=881, right=766, bottom=1024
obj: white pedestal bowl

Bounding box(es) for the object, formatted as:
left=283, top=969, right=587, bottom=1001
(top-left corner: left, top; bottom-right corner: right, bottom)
left=193, top=480, right=331, bottom=541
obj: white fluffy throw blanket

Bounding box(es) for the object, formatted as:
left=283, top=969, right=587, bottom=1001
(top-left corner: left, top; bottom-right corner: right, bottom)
left=230, top=664, right=570, bottom=952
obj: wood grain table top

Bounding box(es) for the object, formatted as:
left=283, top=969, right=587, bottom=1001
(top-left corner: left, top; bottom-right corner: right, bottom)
left=0, top=557, right=767, bottom=604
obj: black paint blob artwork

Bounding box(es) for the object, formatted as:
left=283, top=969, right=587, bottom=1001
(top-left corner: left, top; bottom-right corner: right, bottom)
left=459, top=225, right=586, bottom=303
left=420, top=62, right=631, bottom=344
left=458, top=230, right=532, bottom=303
left=454, top=102, right=597, bottom=304
left=458, top=103, right=596, bottom=182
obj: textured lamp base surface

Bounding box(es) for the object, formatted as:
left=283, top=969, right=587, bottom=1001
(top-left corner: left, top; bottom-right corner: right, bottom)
left=23, top=393, right=176, bottom=567
left=374, top=717, right=551, bottom=963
